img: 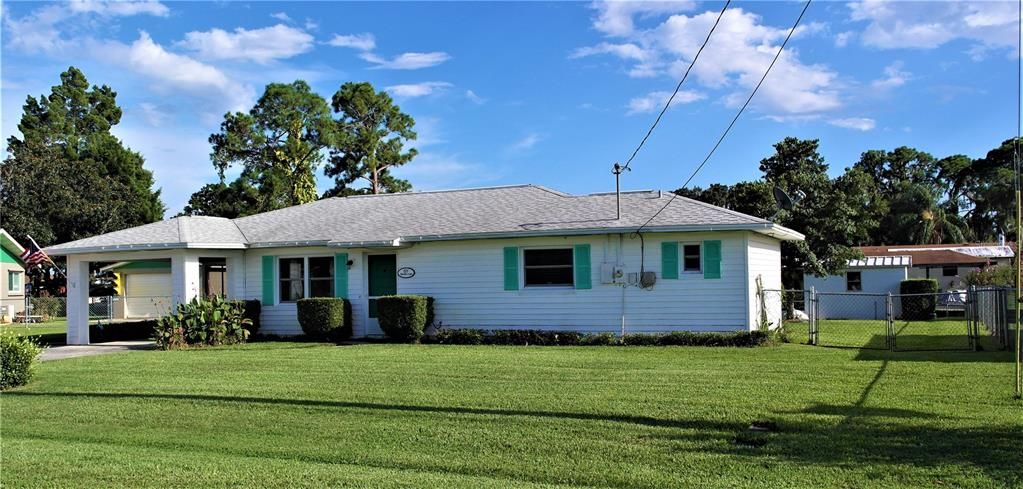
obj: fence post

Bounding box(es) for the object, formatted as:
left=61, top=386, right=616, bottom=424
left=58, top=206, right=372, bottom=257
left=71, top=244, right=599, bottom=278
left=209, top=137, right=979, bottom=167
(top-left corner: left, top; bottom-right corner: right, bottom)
left=809, top=287, right=817, bottom=346
left=886, top=292, right=893, bottom=351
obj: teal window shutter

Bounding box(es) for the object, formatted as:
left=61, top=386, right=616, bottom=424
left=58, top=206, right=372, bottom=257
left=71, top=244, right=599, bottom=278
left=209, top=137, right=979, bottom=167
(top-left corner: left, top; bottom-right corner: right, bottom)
left=703, top=240, right=722, bottom=279
left=261, top=256, right=275, bottom=304
left=574, top=244, right=592, bottom=289
left=334, top=253, right=349, bottom=299
left=503, top=247, right=519, bottom=291
left=661, top=242, right=679, bottom=279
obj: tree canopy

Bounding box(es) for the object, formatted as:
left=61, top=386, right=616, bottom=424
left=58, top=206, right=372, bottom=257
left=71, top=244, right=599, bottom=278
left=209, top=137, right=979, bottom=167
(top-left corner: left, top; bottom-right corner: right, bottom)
left=2, top=66, right=164, bottom=247
left=209, top=81, right=336, bottom=213
left=324, top=82, right=417, bottom=197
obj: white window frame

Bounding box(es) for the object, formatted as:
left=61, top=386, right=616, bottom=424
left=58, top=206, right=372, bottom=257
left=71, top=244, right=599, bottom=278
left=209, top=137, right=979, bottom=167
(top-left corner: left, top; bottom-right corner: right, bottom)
left=7, top=270, right=23, bottom=295
left=276, top=255, right=334, bottom=304
left=521, top=246, right=575, bottom=289
left=681, top=242, right=702, bottom=273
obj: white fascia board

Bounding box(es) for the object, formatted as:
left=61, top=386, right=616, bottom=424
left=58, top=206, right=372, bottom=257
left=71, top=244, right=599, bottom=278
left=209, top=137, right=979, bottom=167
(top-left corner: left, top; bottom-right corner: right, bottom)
left=45, top=242, right=247, bottom=256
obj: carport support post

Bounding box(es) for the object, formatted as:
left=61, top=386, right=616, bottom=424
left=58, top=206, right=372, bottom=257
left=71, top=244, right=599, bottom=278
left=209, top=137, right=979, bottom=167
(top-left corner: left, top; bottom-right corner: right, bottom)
left=171, top=253, right=201, bottom=309
left=66, top=256, right=90, bottom=345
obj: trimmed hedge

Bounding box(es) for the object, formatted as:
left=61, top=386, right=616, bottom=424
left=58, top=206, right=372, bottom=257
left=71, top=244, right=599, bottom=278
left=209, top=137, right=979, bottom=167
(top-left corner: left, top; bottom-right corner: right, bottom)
left=1, top=334, right=42, bottom=390
left=233, top=300, right=261, bottom=336
left=899, top=279, right=939, bottom=320
left=424, top=329, right=771, bottom=347
left=377, top=295, right=430, bottom=342
left=297, top=298, right=352, bottom=341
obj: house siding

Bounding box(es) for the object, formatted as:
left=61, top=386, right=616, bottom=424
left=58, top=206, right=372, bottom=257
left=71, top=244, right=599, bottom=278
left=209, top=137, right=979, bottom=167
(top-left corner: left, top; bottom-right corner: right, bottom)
left=249, top=231, right=771, bottom=337
left=804, top=267, right=908, bottom=320
left=746, top=232, right=782, bottom=330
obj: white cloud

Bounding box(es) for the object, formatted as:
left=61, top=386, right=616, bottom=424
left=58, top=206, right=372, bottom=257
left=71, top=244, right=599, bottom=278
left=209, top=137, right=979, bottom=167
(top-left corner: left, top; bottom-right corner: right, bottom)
left=3, top=1, right=168, bottom=53
left=178, top=24, right=314, bottom=63
left=137, top=102, right=170, bottom=127
left=626, top=89, right=705, bottom=115
left=384, top=81, right=452, bottom=98
left=870, top=61, right=910, bottom=89
left=591, top=1, right=697, bottom=36
left=828, top=117, right=876, bottom=131
left=835, top=31, right=855, bottom=47
left=571, top=41, right=651, bottom=61
left=304, top=19, right=319, bottom=31
left=359, top=51, right=451, bottom=70
left=849, top=0, right=1020, bottom=54
left=68, top=0, right=168, bottom=17
left=507, top=133, right=545, bottom=152
left=327, top=33, right=375, bottom=51
left=98, top=32, right=253, bottom=113
left=465, top=90, right=486, bottom=105
left=270, top=12, right=292, bottom=22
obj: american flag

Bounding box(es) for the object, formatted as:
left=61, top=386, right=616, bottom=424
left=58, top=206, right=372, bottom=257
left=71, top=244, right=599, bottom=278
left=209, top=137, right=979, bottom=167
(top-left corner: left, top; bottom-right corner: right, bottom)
left=19, top=236, right=50, bottom=266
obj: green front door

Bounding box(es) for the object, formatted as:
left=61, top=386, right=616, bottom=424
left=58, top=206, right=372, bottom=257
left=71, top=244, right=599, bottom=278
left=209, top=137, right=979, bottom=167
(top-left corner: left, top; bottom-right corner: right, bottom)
left=368, top=254, right=397, bottom=318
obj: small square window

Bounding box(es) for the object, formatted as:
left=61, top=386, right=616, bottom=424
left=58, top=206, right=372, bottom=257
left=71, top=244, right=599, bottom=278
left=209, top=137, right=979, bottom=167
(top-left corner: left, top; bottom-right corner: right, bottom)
left=682, top=244, right=701, bottom=272
left=942, top=265, right=957, bottom=277
left=846, top=271, right=862, bottom=292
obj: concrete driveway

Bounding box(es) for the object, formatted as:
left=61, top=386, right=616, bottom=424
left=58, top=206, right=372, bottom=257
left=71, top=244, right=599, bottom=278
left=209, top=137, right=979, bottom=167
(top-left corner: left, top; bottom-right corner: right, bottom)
left=40, top=341, right=156, bottom=361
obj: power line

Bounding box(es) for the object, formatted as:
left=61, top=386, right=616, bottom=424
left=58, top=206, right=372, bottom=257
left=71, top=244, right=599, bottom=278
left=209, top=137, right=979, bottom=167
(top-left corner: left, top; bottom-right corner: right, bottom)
left=636, top=0, right=813, bottom=234
left=619, top=0, right=731, bottom=172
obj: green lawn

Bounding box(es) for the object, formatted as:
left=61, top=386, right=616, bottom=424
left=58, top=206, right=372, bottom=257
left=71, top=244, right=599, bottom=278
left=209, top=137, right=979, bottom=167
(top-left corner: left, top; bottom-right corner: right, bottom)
left=2, top=342, right=1020, bottom=488
left=784, top=319, right=1011, bottom=352
left=1, top=321, right=67, bottom=345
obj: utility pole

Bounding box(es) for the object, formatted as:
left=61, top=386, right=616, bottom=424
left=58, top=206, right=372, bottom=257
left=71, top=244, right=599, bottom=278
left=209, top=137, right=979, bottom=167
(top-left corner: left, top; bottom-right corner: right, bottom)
left=612, top=162, right=629, bottom=220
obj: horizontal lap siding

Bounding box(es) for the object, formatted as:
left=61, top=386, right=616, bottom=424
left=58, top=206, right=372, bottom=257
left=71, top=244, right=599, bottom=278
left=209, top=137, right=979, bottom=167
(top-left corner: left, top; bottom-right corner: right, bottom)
left=396, top=232, right=749, bottom=334
left=242, top=232, right=769, bottom=336
left=746, top=233, right=783, bottom=331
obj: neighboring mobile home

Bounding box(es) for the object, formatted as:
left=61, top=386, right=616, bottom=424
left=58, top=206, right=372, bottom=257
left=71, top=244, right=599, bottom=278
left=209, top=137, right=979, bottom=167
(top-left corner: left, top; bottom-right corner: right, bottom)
left=44, top=185, right=804, bottom=344
left=0, top=229, right=27, bottom=322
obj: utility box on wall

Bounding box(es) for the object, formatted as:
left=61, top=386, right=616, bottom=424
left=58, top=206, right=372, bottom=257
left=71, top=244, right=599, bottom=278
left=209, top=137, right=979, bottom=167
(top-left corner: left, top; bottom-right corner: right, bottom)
left=600, top=263, right=625, bottom=284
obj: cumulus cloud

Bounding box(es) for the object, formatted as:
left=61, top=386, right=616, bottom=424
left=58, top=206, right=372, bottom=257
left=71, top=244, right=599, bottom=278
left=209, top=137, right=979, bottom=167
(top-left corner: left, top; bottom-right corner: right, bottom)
left=871, top=61, right=910, bottom=89
left=575, top=5, right=842, bottom=118
left=626, top=90, right=705, bottom=115
left=270, top=12, right=292, bottom=22
left=828, top=117, right=876, bottom=131
left=834, top=31, right=855, bottom=47
left=359, top=51, right=451, bottom=70
left=68, top=0, right=168, bottom=17
left=98, top=32, right=253, bottom=112
left=3, top=0, right=169, bottom=53
left=849, top=0, right=1020, bottom=54
left=178, top=24, right=314, bottom=63
left=384, top=81, right=452, bottom=98
left=591, top=1, right=697, bottom=36
left=327, top=33, right=375, bottom=51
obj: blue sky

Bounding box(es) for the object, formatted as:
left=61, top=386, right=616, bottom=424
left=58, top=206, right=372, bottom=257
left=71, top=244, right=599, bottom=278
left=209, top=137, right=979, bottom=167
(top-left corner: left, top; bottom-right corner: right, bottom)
left=2, top=1, right=1021, bottom=216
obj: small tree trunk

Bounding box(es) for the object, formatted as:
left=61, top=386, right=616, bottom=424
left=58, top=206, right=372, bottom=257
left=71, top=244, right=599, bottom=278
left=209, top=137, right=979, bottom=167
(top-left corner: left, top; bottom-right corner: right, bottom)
left=371, top=169, right=380, bottom=194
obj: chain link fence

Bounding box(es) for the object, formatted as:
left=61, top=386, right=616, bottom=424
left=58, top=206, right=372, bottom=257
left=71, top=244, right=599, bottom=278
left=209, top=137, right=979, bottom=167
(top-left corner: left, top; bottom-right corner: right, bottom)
left=5, top=296, right=173, bottom=325
left=761, top=287, right=1012, bottom=352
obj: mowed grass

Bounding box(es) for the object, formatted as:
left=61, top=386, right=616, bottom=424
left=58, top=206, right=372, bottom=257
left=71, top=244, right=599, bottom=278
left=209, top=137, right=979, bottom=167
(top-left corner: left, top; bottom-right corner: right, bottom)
left=1, top=320, right=67, bottom=344
left=2, top=342, right=1020, bottom=488
left=784, top=318, right=1010, bottom=351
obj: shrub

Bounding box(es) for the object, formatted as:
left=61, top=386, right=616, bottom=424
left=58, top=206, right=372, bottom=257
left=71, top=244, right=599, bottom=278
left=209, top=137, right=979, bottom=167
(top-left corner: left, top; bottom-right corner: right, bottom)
left=297, top=298, right=352, bottom=341
left=580, top=332, right=620, bottom=346
left=425, top=296, right=436, bottom=328
left=427, top=328, right=486, bottom=345
left=1, top=334, right=42, bottom=390
left=377, top=295, right=429, bottom=342
left=658, top=330, right=770, bottom=347
left=966, top=264, right=1015, bottom=287
left=900, top=279, right=939, bottom=320
left=622, top=333, right=661, bottom=346
left=153, top=296, right=251, bottom=350
left=233, top=300, right=261, bottom=336
left=91, top=320, right=156, bottom=342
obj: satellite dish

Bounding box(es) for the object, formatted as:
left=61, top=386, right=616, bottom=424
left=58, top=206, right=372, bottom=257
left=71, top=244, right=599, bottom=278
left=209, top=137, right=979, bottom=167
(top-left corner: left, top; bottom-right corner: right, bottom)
left=773, top=186, right=794, bottom=210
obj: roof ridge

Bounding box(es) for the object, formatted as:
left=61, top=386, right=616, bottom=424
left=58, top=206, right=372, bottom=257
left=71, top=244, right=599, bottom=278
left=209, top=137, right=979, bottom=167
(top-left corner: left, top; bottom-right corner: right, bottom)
left=338, top=184, right=540, bottom=200
left=177, top=216, right=191, bottom=243
left=668, top=193, right=770, bottom=224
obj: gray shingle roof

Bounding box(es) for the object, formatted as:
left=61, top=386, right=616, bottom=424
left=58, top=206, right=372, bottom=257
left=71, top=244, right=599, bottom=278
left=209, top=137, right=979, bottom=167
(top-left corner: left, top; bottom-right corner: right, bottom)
left=45, top=185, right=802, bottom=254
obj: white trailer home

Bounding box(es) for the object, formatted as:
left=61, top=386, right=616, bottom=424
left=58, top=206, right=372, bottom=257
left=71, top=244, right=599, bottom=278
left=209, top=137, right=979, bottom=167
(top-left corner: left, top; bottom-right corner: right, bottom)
left=44, top=185, right=803, bottom=344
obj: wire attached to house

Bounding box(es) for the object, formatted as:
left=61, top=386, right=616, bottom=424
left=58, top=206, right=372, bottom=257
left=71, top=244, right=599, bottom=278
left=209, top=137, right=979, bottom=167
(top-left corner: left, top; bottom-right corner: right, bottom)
left=619, top=0, right=732, bottom=173
left=634, top=0, right=813, bottom=234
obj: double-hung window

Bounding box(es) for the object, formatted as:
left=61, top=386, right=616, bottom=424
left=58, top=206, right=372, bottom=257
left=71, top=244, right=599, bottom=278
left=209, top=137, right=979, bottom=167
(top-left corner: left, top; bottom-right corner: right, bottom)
left=682, top=243, right=701, bottom=273
left=523, top=248, right=574, bottom=287
left=279, top=257, right=335, bottom=303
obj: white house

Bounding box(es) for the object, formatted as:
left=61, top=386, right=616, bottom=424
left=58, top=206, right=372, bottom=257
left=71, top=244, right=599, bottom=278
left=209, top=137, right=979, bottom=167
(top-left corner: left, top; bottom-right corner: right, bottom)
left=44, top=185, right=803, bottom=344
